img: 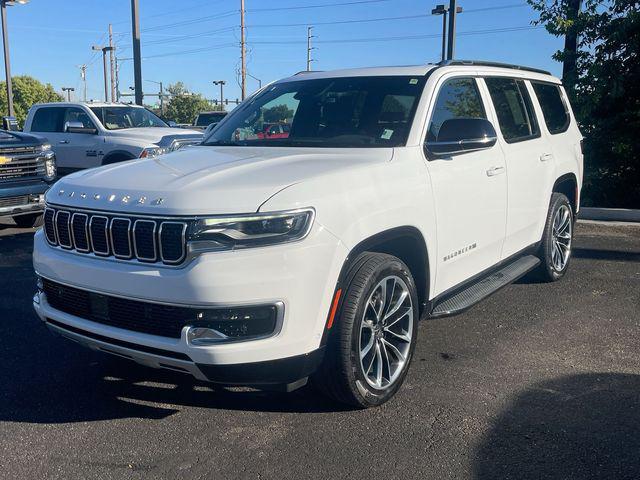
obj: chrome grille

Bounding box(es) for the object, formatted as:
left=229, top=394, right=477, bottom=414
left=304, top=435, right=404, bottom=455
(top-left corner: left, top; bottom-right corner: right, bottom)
left=0, top=195, right=29, bottom=208
left=44, top=206, right=188, bottom=266
left=0, top=146, right=46, bottom=181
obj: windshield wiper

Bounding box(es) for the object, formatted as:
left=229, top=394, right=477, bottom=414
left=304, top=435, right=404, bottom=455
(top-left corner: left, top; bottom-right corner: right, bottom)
left=203, top=140, right=242, bottom=146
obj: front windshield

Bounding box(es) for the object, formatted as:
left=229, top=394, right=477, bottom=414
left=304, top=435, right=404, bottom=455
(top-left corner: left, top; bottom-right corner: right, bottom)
left=196, top=112, right=226, bottom=126
left=90, top=106, right=167, bottom=130
left=203, top=76, right=426, bottom=148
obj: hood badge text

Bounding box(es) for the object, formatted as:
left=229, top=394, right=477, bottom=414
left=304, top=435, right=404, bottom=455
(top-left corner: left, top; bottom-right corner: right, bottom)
left=56, top=189, right=164, bottom=207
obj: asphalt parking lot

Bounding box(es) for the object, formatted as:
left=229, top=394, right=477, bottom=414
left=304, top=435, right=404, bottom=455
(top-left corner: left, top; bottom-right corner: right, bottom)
left=0, top=219, right=638, bottom=480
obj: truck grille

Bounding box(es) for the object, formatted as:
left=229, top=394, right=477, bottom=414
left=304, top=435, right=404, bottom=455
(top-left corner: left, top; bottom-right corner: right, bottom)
left=0, top=195, right=29, bottom=208
left=0, top=146, right=46, bottom=181
left=44, top=206, right=188, bottom=265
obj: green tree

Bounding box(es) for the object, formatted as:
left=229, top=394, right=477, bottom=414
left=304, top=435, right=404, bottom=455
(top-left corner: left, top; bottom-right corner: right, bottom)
left=528, top=0, right=640, bottom=208
left=262, top=104, right=293, bottom=123
left=0, top=76, right=63, bottom=127
left=164, top=82, right=213, bottom=124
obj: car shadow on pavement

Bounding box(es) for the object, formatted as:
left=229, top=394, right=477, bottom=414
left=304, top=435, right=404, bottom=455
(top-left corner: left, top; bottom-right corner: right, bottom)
left=0, top=231, right=351, bottom=424
left=473, top=373, right=640, bottom=480
left=572, top=246, right=640, bottom=263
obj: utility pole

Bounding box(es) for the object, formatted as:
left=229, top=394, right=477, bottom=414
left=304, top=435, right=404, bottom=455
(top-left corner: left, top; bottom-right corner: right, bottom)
left=131, top=0, right=143, bottom=105
left=562, top=0, right=582, bottom=94
left=114, top=55, right=120, bottom=102
left=108, top=24, right=116, bottom=102
left=77, top=64, right=87, bottom=102
left=446, top=0, right=461, bottom=60
left=62, top=87, right=74, bottom=102
left=306, top=26, right=316, bottom=71
left=240, top=0, right=246, bottom=100
left=213, top=80, right=226, bottom=111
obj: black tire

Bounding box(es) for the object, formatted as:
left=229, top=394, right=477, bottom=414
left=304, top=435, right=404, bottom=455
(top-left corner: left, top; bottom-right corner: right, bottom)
left=13, top=213, right=43, bottom=228
left=312, top=252, right=419, bottom=408
left=535, top=192, right=574, bottom=282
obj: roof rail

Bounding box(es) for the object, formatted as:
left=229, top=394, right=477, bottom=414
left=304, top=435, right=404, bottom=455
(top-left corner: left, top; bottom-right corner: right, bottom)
left=438, top=60, right=552, bottom=76
left=294, top=70, right=323, bottom=75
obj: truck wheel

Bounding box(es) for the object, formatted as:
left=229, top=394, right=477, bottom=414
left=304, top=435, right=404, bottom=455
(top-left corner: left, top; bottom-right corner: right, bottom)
left=535, top=193, right=573, bottom=282
left=313, top=252, right=418, bottom=408
left=13, top=213, right=43, bottom=228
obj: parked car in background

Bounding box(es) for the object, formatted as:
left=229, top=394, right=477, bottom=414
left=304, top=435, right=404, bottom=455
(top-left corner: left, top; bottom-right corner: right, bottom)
left=256, top=123, right=290, bottom=139
left=193, top=111, right=227, bottom=131
left=33, top=61, right=583, bottom=407
left=23, top=103, right=203, bottom=175
left=0, top=130, right=56, bottom=227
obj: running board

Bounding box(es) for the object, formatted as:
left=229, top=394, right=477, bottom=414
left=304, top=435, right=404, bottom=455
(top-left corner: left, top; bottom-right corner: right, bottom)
left=430, top=255, right=541, bottom=318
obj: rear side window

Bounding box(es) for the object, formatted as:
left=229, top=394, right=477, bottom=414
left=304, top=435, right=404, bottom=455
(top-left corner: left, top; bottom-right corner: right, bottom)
left=485, top=78, right=540, bottom=143
left=30, top=107, right=66, bottom=132
left=531, top=82, right=570, bottom=134
left=428, top=77, right=486, bottom=141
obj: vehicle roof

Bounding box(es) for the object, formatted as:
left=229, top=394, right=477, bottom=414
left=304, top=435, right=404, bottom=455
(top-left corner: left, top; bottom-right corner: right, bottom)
left=197, top=111, right=227, bottom=115
left=278, top=60, right=561, bottom=84
left=31, top=102, right=146, bottom=108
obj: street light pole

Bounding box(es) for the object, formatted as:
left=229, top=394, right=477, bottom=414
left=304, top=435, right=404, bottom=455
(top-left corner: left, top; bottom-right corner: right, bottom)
left=213, top=80, right=226, bottom=111
left=0, top=0, right=29, bottom=117
left=131, top=0, right=143, bottom=105
left=146, top=79, right=164, bottom=114
left=431, top=5, right=448, bottom=63
left=62, top=87, right=74, bottom=102
left=93, top=45, right=114, bottom=102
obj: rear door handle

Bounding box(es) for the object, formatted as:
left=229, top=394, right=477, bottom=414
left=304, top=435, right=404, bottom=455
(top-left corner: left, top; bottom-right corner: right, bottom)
left=486, top=166, right=505, bottom=177
left=59, top=140, right=69, bottom=144
left=540, top=153, right=554, bottom=162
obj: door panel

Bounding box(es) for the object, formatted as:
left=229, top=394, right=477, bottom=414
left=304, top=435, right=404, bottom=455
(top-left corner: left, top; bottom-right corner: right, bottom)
left=482, top=77, right=556, bottom=258
left=425, top=76, right=508, bottom=296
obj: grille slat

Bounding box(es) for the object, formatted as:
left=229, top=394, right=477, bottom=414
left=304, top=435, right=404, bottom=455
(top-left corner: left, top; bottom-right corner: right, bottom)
left=44, top=206, right=187, bottom=266
left=55, top=211, right=72, bottom=248
left=0, top=148, right=44, bottom=181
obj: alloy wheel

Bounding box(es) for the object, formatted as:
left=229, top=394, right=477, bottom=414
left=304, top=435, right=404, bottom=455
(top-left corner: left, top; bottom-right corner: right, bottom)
left=551, top=204, right=572, bottom=271
left=358, top=275, right=414, bottom=390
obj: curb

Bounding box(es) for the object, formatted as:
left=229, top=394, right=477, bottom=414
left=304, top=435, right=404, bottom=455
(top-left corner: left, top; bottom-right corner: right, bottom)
left=579, top=207, right=640, bottom=223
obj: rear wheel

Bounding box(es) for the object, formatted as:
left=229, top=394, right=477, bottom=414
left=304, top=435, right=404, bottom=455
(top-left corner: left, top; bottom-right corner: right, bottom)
left=13, top=213, right=43, bottom=228
left=535, top=193, right=573, bottom=282
left=313, top=252, right=419, bottom=408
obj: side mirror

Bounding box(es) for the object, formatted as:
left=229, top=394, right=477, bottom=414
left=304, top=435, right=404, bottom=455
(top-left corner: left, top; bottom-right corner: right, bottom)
left=426, top=118, right=497, bottom=157
left=64, top=121, right=96, bottom=134
left=167, top=120, right=178, bottom=127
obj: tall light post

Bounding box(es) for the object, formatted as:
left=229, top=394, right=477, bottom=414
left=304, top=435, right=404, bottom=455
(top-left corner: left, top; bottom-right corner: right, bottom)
left=62, top=87, right=74, bottom=102
left=146, top=79, right=164, bottom=115
left=213, top=80, right=226, bottom=111
left=247, top=72, right=262, bottom=90
left=92, top=45, right=115, bottom=102
left=431, top=5, right=448, bottom=63
left=0, top=0, right=29, bottom=117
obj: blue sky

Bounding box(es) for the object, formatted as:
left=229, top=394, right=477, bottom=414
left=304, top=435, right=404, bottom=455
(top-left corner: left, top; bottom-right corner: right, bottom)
left=5, top=0, right=563, bottom=106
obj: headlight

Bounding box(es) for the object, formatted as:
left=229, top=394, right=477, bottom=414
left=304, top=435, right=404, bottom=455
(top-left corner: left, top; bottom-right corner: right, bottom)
left=188, top=208, right=314, bottom=252
left=139, top=146, right=169, bottom=158
left=40, top=146, right=56, bottom=180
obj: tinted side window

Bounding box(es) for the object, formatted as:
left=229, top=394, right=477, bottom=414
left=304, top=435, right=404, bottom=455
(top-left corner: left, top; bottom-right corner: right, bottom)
left=428, top=78, right=486, bottom=141
left=31, top=107, right=66, bottom=132
left=531, top=82, right=569, bottom=134
left=485, top=78, right=540, bottom=143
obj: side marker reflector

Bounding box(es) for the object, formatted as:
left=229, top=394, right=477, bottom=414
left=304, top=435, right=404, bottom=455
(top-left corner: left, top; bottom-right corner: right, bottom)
left=326, top=288, right=342, bottom=330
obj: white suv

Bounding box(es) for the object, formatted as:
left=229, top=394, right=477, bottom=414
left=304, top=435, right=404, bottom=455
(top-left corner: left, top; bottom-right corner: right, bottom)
left=23, top=103, right=202, bottom=175
left=33, top=61, right=583, bottom=407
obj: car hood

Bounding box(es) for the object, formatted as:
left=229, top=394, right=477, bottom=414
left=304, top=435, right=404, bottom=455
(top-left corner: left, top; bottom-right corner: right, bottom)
left=46, top=146, right=393, bottom=215
left=106, top=127, right=202, bottom=145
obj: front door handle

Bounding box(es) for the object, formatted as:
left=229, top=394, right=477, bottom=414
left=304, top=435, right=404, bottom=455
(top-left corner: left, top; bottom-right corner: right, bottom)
left=59, top=140, right=69, bottom=144
left=486, top=166, right=505, bottom=177
left=540, top=153, right=554, bottom=162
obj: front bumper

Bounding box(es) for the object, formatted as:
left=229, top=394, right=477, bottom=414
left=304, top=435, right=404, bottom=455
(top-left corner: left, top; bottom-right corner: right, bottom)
left=32, top=222, right=347, bottom=381
left=0, top=181, right=49, bottom=216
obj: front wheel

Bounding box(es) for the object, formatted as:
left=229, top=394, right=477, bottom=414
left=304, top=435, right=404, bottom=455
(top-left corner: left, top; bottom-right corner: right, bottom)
left=313, top=252, right=419, bottom=408
left=535, top=193, right=574, bottom=282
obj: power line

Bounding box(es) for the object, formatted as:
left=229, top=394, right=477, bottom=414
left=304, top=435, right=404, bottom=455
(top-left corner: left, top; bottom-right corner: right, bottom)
left=248, top=25, right=543, bottom=45
left=247, top=0, right=391, bottom=12
left=247, top=3, right=528, bottom=28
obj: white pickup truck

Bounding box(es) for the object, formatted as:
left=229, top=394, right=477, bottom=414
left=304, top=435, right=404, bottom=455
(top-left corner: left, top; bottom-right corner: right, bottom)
left=23, top=103, right=202, bottom=175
